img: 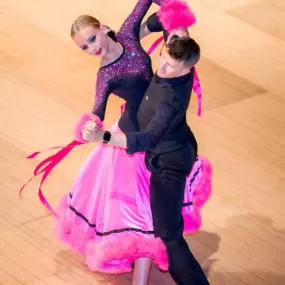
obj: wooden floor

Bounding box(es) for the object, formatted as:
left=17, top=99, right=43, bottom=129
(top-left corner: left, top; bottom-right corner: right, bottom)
left=1, top=0, right=285, bottom=284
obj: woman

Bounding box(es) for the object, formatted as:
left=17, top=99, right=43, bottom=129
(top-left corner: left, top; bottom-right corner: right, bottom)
left=53, top=0, right=212, bottom=284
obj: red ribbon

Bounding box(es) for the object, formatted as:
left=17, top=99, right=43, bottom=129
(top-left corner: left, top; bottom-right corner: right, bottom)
left=147, top=36, right=164, bottom=54
left=20, top=140, right=83, bottom=217
left=193, top=68, right=202, bottom=117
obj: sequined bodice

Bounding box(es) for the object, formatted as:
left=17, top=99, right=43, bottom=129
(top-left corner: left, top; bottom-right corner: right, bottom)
left=91, top=0, right=162, bottom=124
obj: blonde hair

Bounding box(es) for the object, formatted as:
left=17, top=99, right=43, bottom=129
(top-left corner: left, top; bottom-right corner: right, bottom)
left=71, top=15, right=101, bottom=38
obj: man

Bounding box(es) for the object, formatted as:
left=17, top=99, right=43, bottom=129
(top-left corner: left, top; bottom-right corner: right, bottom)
left=82, top=37, right=210, bottom=285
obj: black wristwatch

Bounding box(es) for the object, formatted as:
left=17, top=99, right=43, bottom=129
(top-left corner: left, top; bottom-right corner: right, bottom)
left=102, top=131, right=111, bottom=144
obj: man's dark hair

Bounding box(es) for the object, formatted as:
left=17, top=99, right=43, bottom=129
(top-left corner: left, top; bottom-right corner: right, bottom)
left=167, top=37, right=200, bottom=68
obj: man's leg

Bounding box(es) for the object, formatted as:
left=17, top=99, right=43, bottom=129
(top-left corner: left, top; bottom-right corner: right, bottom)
left=148, top=148, right=210, bottom=285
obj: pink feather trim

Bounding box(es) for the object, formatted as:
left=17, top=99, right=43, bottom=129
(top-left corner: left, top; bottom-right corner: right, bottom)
left=73, top=113, right=103, bottom=143
left=183, top=157, right=212, bottom=233
left=157, top=0, right=196, bottom=32
left=54, top=195, right=169, bottom=274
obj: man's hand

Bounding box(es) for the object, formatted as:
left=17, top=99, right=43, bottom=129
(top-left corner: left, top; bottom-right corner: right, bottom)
left=167, top=27, right=190, bottom=42
left=82, top=120, right=104, bottom=142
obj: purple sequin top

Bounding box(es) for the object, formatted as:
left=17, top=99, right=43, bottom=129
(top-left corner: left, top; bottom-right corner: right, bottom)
left=91, top=0, right=162, bottom=132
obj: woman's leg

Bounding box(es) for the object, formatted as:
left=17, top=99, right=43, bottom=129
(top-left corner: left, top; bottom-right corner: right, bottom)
left=132, top=257, right=152, bottom=285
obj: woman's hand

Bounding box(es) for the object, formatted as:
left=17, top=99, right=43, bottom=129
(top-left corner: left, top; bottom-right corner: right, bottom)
left=82, top=120, right=104, bottom=142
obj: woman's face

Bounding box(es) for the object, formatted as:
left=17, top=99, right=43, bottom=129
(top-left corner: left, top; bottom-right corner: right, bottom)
left=72, top=25, right=109, bottom=57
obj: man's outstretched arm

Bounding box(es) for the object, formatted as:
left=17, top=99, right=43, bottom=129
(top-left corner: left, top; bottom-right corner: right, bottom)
left=83, top=98, right=180, bottom=154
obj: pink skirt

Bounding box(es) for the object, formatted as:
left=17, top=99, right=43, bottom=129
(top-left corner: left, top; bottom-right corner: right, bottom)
left=54, top=122, right=212, bottom=274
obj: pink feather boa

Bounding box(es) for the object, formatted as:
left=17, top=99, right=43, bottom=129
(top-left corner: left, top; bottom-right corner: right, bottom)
left=74, top=113, right=103, bottom=143
left=157, top=0, right=196, bottom=32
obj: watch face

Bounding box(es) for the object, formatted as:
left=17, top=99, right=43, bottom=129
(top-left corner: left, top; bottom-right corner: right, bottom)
left=103, top=131, right=111, bottom=142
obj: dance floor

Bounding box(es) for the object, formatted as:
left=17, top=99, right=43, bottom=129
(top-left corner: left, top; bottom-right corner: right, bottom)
left=1, top=0, right=285, bottom=284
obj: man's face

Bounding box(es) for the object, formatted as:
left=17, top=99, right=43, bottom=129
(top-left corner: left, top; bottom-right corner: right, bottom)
left=157, top=45, right=188, bottom=78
